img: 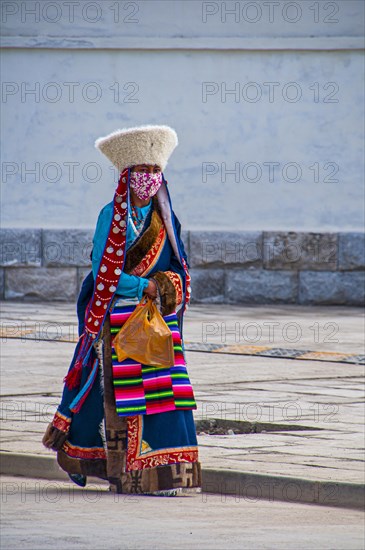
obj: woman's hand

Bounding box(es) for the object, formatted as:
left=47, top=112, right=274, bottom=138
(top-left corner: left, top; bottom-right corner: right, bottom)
left=144, top=279, right=157, bottom=300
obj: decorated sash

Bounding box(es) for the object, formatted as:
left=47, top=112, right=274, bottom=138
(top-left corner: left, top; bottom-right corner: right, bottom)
left=110, top=304, right=197, bottom=416
left=64, top=168, right=130, bottom=410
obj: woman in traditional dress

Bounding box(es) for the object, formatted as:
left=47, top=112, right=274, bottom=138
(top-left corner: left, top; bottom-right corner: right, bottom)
left=42, top=125, right=201, bottom=496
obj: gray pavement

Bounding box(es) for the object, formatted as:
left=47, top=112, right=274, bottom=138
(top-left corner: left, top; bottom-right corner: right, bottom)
left=1, top=474, right=364, bottom=550
left=1, top=301, right=364, bottom=510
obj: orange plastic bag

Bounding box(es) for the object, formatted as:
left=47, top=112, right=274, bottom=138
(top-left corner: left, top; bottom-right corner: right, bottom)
left=112, top=296, right=175, bottom=367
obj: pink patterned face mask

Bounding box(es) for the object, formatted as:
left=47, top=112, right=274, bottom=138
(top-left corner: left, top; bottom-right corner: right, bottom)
left=129, top=171, right=162, bottom=200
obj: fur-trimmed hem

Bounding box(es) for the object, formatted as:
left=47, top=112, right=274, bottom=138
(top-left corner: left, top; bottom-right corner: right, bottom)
left=57, top=449, right=108, bottom=479
left=42, top=423, right=69, bottom=451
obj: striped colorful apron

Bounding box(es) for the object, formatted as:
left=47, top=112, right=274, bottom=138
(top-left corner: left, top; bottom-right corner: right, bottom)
left=109, top=299, right=197, bottom=416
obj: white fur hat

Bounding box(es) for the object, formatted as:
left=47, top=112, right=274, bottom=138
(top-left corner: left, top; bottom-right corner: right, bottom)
left=94, top=124, right=178, bottom=172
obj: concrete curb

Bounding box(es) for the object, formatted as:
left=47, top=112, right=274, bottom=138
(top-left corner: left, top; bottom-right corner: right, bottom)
left=202, top=469, right=364, bottom=511
left=1, top=452, right=364, bottom=510
left=1, top=452, right=68, bottom=482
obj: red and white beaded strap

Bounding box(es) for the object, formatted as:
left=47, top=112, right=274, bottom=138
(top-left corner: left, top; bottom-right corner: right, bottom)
left=84, top=169, right=129, bottom=336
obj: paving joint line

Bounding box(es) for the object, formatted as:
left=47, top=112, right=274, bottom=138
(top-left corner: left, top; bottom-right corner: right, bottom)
left=1, top=332, right=363, bottom=365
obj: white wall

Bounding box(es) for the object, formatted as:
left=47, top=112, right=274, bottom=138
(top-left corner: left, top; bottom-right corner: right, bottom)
left=1, top=0, right=364, bottom=231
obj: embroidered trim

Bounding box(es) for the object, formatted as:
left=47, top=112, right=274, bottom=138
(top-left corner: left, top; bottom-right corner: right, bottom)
left=181, top=257, right=191, bottom=310
left=126, top=415, right=199, bottom=471
left=62, top=440, right=107, bottom=460
left=52, top=411, right=71, bottom=433
left=130, top=224, right=167, bottom=277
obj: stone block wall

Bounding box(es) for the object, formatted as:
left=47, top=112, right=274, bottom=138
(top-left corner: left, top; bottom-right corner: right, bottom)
left=188, top=231, right=365, bottom=306
left=0, top=229, right=364, bottom=305
left=0, top=228, right=93, bottom=302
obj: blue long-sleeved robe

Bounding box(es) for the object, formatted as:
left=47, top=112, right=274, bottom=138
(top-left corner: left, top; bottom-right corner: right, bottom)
left=91, top=200, right=151, bottom=300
